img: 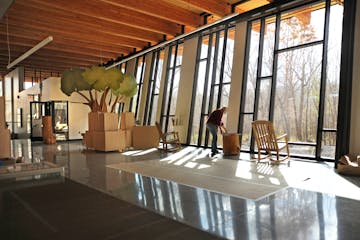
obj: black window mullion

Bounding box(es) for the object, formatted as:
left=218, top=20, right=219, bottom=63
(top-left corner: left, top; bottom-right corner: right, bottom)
left=165, top=43, right=179, bottom=132
left=148, top=51, right=161, bottom=125
left=316, top=0, right=331, bottom=161
left=238, top=21, right=253, bottom=134
left=144, top=51, right=157, bottom=125
left=216, top=25, right=229, bottom=109
left=205, top=31, right=221, bottom=147
left=250, top=18, right=266, bottom=153
left=159, top=46, right=173, bottom=128
left=269, top=14, right=281, bottom=121
left=197, top=34, right=214, bottom=146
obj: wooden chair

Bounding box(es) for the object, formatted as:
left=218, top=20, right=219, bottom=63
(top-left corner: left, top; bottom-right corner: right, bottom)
left=251, top=120, right=290, bottom=164
left=155, top=122, right=181, bottom=151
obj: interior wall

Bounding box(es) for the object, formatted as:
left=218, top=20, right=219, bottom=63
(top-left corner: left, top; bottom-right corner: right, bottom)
left=226, top=22, right=247, bottom=134
left=175, top=37, right=198, bottom=143
left=68, top=102, right=89, bottom=139
left=16, top=77, right=89, bottom=140
left=350, top=1, right=360, bottom=154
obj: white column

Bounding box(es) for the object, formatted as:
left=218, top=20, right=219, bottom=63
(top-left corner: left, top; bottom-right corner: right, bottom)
left=175, top=37, right=199, bottom=143
left=227, top=21, right=247, bottom=133
left=350, top=2, right=360, bottom=154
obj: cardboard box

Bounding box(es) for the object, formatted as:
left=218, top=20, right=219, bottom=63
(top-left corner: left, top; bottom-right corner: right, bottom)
left=93, top=131, right=122, bottom=152
left=84, top=131, right=94, bottom=149
left=88, top=112, right=99, bottom=131
left=118, top=130, right=127, bottom=151
left=120, top=112, right=135, bottom=130
left=124, top=129, right=133, bottom=147
left=0, top=97, right=5, bottom=130
left=132, top=126, right=159, bottom=149
left=97, top=112, right=118, bottom=131
left=0, top=129, right=11, bottom=159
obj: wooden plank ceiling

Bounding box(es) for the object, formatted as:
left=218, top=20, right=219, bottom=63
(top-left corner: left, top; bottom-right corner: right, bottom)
left=0, top=0, right=271, bottom=82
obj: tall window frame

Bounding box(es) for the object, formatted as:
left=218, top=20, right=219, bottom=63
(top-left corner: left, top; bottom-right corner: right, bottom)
left=143, top=49, right=165, bottom=125
left=160, top=42, right=183, bottom=132
left=129, top=55, right=146, bottom=119
left=116, top=62, right=127, bottom=114
left=187, top=24, right=235, bottom=147
left=238, top=0, right=343, bottom=161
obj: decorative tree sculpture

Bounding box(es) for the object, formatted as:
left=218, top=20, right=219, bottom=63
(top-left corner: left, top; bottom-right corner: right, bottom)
left=61, top=66, right=137, bottom=112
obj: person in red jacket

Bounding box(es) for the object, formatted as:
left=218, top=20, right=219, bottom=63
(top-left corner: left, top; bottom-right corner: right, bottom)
left=206, top=107, right=227, bottom=157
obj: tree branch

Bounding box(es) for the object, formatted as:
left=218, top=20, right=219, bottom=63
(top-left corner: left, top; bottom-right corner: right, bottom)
left=76, top=91, right=91, bottom=103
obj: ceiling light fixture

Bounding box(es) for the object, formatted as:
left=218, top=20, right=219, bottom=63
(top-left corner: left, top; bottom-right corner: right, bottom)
left=7, top=36, right=53, bottom=69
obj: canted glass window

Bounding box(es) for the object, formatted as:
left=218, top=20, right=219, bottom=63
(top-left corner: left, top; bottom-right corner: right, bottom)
left=160, top=42, right=183, bottom=132
left=239, top=0, right=343, bottom=160
left=188, top=26, right=235, bottom=147
left=143, top=49, right=165, bottom=125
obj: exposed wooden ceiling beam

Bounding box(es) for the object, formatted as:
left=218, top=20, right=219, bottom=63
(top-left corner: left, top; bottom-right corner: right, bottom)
left=163, top=0, right=231, bottom=17
left=22, top=0, right=182, bottom=36
left=4, top=17, right=148, bottom=49
left=13, top=1, right=164, bottom=43
left=0, top=37, right=121, bottom=60
left=0, top=26, right=134, bottom=54
left=0, top=49, right=107, bottom=66
left=99, top=0, right=202, bottom=27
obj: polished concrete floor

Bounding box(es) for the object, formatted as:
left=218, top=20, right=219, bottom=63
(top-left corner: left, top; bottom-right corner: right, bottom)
left=1, top=139, right=360, bottom=239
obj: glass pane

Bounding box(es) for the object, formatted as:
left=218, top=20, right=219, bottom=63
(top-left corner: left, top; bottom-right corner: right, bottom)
left=176, top=44, right=184, bottom=66
left=288, top=145, right=315, bottom=158
left=215, top=31, right=225, bottom=84
left=274, top=45, right=322, bottom=143
left=221, top=84, right=230, bottom=110
left=244, top=21, right=260, bottom=113
left=155, top=51, right=164, bottom=94
left=200, top=35, right=210, bottom=59
left=161, top=116, right=167, bottom=131
left=130, top=95, right=137, bottom=113
left=163, top=69, right=172, bottom=111
left=321, top=132, right=336, bottom=159
left=211, top=86, right=219, bottom=112
left=169, top=46, right=176, bottom=68
left=169, top=67, right=181, bottom=115
left=261, top=17, right=276, bottom=77
left=257, top=78, right=271, bottom=120
left=223, top=28, right=235, bottom=83
left=149, top=95, right=159, bottom=125
left=201, top=115, right=208, bottom=146
left=190, top=61, right=207, bottom=145
left=279, top=3, right=325, bottom=49
left=241, top=114, right=253, bottom=151
left=324, top=3, right=343, bottom=129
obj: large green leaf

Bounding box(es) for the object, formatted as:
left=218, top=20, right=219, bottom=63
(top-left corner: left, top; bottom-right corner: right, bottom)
left=117, top=73, right=137, bottom=97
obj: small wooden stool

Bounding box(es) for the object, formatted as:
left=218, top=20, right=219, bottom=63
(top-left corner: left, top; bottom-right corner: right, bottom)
left=222, top=133, right=241, bottom=155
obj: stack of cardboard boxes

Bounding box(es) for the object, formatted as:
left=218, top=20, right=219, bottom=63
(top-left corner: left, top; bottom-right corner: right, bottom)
left=85, top=112, right=120, bottom=151
left=83, top=111, right=159, bottom=152
left=119, top=112, right=135, bottom=148
left=0, top=97, right=11, bottom=159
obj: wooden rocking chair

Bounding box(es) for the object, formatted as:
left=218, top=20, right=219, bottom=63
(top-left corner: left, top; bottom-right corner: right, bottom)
left=251, top=120, right=290, bottom=164
left=155, top=122, right=181, bottom=151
